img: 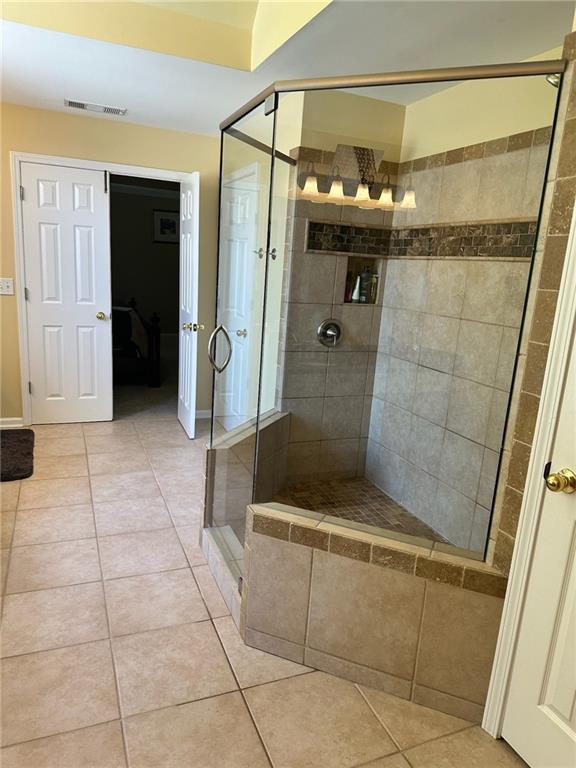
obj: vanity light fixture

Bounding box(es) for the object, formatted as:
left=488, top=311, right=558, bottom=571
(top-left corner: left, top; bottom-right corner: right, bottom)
left=354, top=178, right=372, bottom=207
left=377, top=176, right=394, bottom=208
left=301, top=162, right=320, bottom=200
left=328, top=166, right=344, bottom=201
left=400, top=176, right=417, bottom=209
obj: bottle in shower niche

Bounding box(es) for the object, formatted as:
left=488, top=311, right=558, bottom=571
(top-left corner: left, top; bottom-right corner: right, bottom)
left=370, top=272, right=379, bottom=304
left=351, top=273, right=361, bottom=303
left=359, top=265, right=373, bottom=303
left=344, top=271, right=354, bottom=303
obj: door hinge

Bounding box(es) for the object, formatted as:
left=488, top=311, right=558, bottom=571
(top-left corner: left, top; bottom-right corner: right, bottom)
left=24, top=287, right=30, bottom=301
left=104, top=171, right=108, bottom=193
left=28, top=381, right=32, bottom=394
left=19, top=185, right=25, bottom=201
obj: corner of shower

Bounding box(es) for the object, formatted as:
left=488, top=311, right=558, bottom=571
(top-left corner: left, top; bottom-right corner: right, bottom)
left=203, top=59, right=563, bottom=611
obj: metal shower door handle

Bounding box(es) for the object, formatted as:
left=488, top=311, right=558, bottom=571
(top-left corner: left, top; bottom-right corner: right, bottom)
left=207, top=324, right=233, bottom=374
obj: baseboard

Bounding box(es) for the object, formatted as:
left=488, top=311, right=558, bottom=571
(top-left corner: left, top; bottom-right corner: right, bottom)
left=196, top=410, right=212, bottom=419
left=0, top=417, right=25, bottom=428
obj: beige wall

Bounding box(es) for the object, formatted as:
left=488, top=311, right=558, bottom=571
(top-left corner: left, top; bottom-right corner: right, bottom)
left=400, top=47, right=562, bottom=160
left=301, top=90, right=405, bottom=159
left=0, top=103, right=220, bottom=418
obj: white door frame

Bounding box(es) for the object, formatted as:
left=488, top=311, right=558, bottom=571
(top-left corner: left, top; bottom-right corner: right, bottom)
left=11, top=151, right=197, bottom=426
left=483, top=205, right=576, bottom=737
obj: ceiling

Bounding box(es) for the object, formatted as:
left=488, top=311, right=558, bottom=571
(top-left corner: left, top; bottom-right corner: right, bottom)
left=2, top=1, right=574, bottom=136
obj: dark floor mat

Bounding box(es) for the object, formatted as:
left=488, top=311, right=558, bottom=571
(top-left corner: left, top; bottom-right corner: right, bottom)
left=0, top=429, right=35, bottom=482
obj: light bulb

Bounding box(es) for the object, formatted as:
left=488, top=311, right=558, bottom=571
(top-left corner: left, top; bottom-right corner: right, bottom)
left=328, top=177, right=344, bottom=201
left=378, top=186, right=394, bottom=208
left=354, top=182, right=371, bottom=207
left=401, top=188, right=416, bottom=209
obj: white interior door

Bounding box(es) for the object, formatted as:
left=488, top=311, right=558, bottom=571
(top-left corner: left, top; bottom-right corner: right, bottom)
left=178, top=172, right=200, bottom=438
left=502, top=287, right=576, bottom=763
left=21, top=162, right=112, bottom=424
left=215, top=170, right=260, bottom=430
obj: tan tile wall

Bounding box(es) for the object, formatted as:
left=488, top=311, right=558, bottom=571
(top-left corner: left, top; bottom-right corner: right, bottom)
left=491, top=40, right=576, bottom=572
left=367, top=254, right=530, bottom=551
left=242, top=505, right=505, bottom=722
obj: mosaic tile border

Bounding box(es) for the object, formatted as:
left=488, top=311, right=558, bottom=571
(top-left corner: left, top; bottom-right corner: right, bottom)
left=251, top=510, right=507, bottom=599
left=307, top=219, right=537, bottom=259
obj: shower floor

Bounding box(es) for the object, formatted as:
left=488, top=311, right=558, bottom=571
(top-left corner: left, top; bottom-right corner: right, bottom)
left=274, top=477, right=448, bottom=544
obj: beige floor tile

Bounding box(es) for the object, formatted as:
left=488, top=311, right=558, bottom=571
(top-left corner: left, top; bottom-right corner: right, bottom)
left=88, top=450, right=151, bottom=477
left=29, top=454, right=88, bottom=480
left=13, top=504, right=95, bottom=546
left=0, top=481, right=21, bottom=512
left=403, top=726, right=528, bottom=767
left=85, top=434, right=142, bottom=454
left=164, top=495, right=203, bottom=526
left=214, top=616, right=310, bottom=688
left=1, top=721, right=126, bottom=768
left=98, top=528, right=187, bottom=579
left=146, top=446, right=205, bottom=472
left=105, top=569, right=208, bottom=636
left=2, top=549, right=10, bottom=593
left=192, top=565, right=230, bottom=618
left=1, top=640, right=119, bottom=746
left=359, top=686, right=471, bottom=750
left=154, top=471, right=205, bottom=498
left=362, top=756, right=410, bottom=768
left=1, top=582, right=108, bottom=657
left=94, top=498, right=171, bottom=536
left=176, top=525, right=206, bottom=566
left=135, top=429, right=196, bottom=449
left=124, top=691, right=269, bottom=768
left=83, top=421, right=137, bottom=436
left=112, top=621, right=237, bottom=716
left=90, top=471, right=162, bottom=504
left=244, top=671, right=397, bottom=768
left=34, top=438, right=86, bottom=458
left=1, top=509, right=16, bottom=548
left=32, top=424, right=84, bottom=440
left=6, top=539, right=100, bottom=593
left=18, top=478, right=91, bottom=509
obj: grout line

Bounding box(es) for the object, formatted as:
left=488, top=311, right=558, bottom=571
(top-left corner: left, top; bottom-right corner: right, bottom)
left=410, top=579, right=428, bottom=702
left=355, top=683, right=403, bottom=752
left=0, top=717, right=124, bottom=752
left=82, top=424, right=131, bottom=768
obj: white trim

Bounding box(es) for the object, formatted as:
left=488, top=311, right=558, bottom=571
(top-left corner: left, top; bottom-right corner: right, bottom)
left=0, top=417, right=25, bottom=429
left=11, top=151, right=197, bottom=427
left=196, top=410, right=212, bottom=419
left=483, top=203, right=576, bottom=737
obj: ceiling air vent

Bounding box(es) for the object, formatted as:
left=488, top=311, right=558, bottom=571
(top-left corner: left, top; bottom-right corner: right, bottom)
left=64, top=99, right=127, bottom=116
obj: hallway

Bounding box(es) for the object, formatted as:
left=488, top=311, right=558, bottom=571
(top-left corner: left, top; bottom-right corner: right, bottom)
left=0, top=415, right=526, bottom=767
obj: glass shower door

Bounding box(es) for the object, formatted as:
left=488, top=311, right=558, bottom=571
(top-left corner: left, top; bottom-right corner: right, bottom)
left=207, top=103, right=275, bottom=571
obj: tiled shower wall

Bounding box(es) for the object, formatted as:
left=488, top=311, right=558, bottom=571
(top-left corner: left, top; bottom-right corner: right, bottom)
left=367, top=257, right=530, bottom=549
left=276, top=128, right=550, bottom=550
left=276, top=201, right=390, bottom=483
left=367, top=133, right=549, bottom=549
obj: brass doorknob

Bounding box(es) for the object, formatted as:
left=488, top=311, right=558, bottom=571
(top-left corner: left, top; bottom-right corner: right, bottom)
left=96, top=311, right=107, bottom=320
left=193, top=323, right=205, bottom=332
left=182, top=322, right=193, bottom=331
left=545, top=468, right=576, bottom=494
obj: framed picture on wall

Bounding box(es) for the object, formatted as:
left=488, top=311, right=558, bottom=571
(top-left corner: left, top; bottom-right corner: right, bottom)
left=153, top=210, right=179, bottom=243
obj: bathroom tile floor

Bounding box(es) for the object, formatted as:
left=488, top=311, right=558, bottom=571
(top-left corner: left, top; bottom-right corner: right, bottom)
left=0, top=413, right=526, bottom=766
left=274, top=477, right=449, bottom=543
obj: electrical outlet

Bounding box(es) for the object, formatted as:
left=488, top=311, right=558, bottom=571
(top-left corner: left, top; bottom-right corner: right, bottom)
left=0, top=278, right=15, bottom=295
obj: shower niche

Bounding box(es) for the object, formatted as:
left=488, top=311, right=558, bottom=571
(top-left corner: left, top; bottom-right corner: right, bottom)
left=205, top=64, right=559, bottom=574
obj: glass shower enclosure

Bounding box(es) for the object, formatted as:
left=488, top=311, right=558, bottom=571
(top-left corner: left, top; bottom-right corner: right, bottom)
left=205, top=60, right=562, bottom=586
